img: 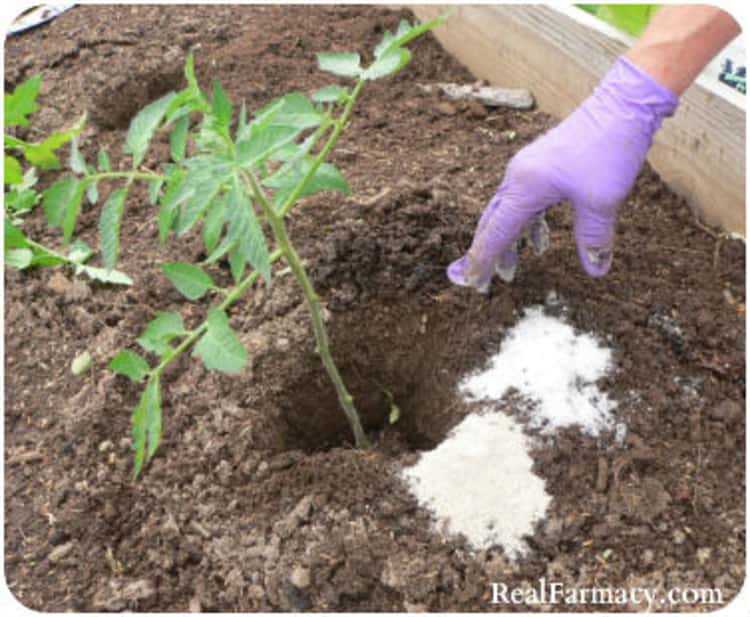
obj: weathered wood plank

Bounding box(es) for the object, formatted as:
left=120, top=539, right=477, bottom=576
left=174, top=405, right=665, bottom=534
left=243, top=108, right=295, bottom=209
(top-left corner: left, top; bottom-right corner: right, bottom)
left=411, top=4, right=745, bottom=235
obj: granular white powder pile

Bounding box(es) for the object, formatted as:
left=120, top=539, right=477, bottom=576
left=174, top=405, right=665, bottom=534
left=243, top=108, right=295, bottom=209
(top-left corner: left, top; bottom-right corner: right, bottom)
left=401, top=306, right=617, bottom=556
left=460, top=306, right=616, bottom=435
left=401, top=411, right=551, bottom=558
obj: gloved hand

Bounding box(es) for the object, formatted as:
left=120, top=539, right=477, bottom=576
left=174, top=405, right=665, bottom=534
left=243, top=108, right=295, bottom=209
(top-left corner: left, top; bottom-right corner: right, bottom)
left=448, top=55, right=679, bottom=293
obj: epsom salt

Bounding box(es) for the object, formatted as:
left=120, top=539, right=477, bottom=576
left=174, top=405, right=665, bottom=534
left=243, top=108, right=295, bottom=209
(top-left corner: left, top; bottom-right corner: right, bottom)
left=401, top=305, right=617, bottom=557
left=401, top=411, right=551, bottom=557
left=460, top=306, right=616, bottom=436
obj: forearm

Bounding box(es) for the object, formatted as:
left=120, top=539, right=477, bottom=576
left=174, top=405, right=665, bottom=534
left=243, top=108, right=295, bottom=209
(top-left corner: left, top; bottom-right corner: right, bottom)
left=626, top=5, right=741, bottom=95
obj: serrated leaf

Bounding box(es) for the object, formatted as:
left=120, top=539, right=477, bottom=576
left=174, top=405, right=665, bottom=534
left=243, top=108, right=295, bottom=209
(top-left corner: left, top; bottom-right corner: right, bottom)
left=97, top=149, right=111, bottom=172
left=211, top=81, right=233, bottom=130
left=137, top=311, right=187, bottom=355
left=41, top=178, right=84, bottom=242
left=67, top=238, right=94, bottom=264
left=5, top=248, right=33, bottom=269
left=235, top=125, right=300, bottom=170
left=124, top=91, right=176, bottom=167
left=75, top=264, right=133, bottom=285
left=170, top=114, right=189, bottom=162
left=158, top=168, right=186, bottom=243
left=361, top=48, right=411, bottom=80
left=69, top=135, right=87, bottom=174
left=311, top=85, right=348, bottom=103
left=131, top=375, right=162, bottom=478
left=169, top=158, right=232, bottom=235
left=4, top=75, right=41, bottom=127
left=110, top=350, right=151, bottom=382
left=193, top=308, right=247, bottom=372
left=223, top=179, right=271, bottom=282
left=202, top=197, right=226, bottom=255
left=5, top=155, right=23, bottom=185
left=148, top=179, right=163, bottom=205
left=161, top=262, right=215, bottom=300
left=99, top=188, right=128, bottom=270
left=265, top=158, right=349, bottom=209
left=228, top=244, right=246, bottom=283
left=316, top=52, right=362, bottom=78
left=373, top=16, right=446, bottom=59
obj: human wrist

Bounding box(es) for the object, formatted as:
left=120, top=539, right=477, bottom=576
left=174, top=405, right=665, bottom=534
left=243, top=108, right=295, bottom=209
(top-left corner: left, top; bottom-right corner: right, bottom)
left=596, top=56, right=680, bottom=129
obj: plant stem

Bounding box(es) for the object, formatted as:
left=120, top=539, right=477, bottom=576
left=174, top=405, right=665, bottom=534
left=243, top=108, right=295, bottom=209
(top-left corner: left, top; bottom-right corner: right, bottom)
left=84, top=171, right=168, bottom=184
left=152, top=247, right=284, bottom=377
left=279, top=79, right=364, bottom=218
left=242, top=170, right=370, bottom=449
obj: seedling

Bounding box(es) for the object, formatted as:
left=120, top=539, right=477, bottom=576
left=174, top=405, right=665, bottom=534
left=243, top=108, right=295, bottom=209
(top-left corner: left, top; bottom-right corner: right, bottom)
left=100, top=17, right=446, bottom=477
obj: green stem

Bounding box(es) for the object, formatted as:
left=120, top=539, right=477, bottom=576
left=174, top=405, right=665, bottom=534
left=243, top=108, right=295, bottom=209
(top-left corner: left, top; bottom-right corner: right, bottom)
left=152, top=247, right=284, bottom=376
left=242, top=170, right=370, bottom=449
left=279, top=79, right=364, bottom=218
left=83, top=171, right=168, bottom=184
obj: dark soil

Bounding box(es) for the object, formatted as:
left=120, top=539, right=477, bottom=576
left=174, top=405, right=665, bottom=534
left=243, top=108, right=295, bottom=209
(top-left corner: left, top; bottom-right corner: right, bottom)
left=4, top=4, right=745, bottom=612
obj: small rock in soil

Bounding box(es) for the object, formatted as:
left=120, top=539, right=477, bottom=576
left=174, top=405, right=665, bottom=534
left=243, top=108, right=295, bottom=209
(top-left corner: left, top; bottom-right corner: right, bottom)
left=48, top=541, right=75, bottom=563
left=289, top=565, right=311, bottom=589
left=435, top=101, right=457, bottom=116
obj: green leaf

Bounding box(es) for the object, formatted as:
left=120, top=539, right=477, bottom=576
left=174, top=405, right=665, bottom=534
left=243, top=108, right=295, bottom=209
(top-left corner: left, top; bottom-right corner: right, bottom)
left=131, top=375, right=162, bottom=478
left=265, top=158, right=349, bottom=209
left=211, top=81, right=233, bottom=130
left=67, top=238, right=94, bottom=264
left=316, top=52, right=362, bottom=78
left=170, top=114, right=189, bottom=162
left=228, top=244, right=246, bottom=283
left=160, top=261, right=215, bottom=300
left=69, top=135, right=88, bottom=174
left=110, top=350, right=151, bottom=382
left=42, top=177, right=83, bottom=230
left=5, top=187, right=39, bottom=214
left=86, top=181, right=99, bottom=205
left=137, top=311, right=187, bottom=355
left=124, top=91, right=176, bottom=167
left=157, top=168, right=186, bottom=243
left=235, top=125, right=300, bottom=169
left=4, top=75, right=41, bottom=127
left=361, top=48, right=412, bottom=80
left=4, top=155, right=23, bottom=185
left=148, top=179, right=164, bottom=205
left=4, top=219, right=30, bottom=249
left=373, top=16, right=447, bottom=60
left=75, top=264, right=133, bottom=285
left=20, top=113, right=86, bottom=170
left=193, top=308, right=247, bottom=372
left=202, top=197, right=226, bottom=255
left=168, top=157, right=232, bottom=235
left=311, top=85, right=348, bottom=103
left=5, top=248, right=33, bottom=269
left=99, top=188, right=128, bottom=270
left=223, top=179, right=271, bottom=282
left=97, top=149, right=111, bottom=172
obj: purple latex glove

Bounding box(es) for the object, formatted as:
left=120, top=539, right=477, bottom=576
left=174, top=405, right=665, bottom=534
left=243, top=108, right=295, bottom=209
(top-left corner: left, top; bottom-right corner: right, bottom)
left=448, top=56, right=679, bottom=292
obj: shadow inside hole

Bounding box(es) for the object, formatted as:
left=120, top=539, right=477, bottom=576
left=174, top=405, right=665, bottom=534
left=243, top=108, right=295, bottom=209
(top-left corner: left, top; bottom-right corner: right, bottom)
left=274, top=300, right=496, bottom=454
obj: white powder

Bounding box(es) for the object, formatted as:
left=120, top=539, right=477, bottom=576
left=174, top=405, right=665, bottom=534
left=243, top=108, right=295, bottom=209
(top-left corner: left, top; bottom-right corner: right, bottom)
left=401, top=411, right=551, bottom=557
left=460, top=306, right=616, bottom=435
left=401, top=305, right=618, bottom=557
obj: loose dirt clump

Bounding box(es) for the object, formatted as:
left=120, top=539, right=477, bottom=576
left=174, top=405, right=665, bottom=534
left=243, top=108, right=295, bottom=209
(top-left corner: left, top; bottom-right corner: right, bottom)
left=4, top=5, right=745, bottom=612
